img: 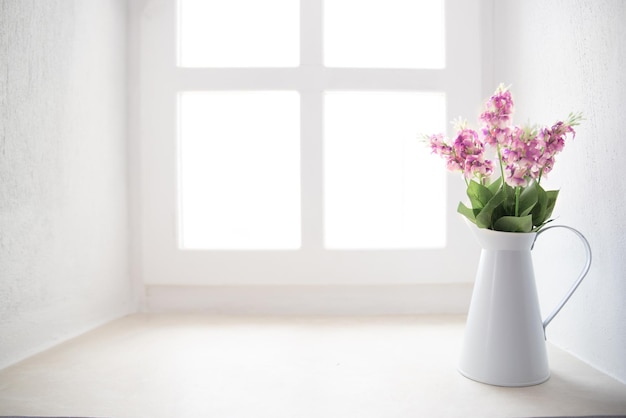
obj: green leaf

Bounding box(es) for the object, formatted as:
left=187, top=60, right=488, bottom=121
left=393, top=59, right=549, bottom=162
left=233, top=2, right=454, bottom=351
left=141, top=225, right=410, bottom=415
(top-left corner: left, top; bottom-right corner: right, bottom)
left=475, top=189, right=506, bottom=229
left=457, top=202, right=477, bottom=224
left=500, top=182, right=516, bottom=214
left=466, top=180, right=493, bottom=210
left=487, top=177, right=503, bottom=195
left=544, top=189, right=559, bottom=220
left=531, top=183, right=548, bottom=226
left=518, top=183, right=538, bottom=217
left=493, top=215, right=534, bottom=232
left=491, top=204, right=508, bottom=227
left=533, top=218, right=554, bottom=232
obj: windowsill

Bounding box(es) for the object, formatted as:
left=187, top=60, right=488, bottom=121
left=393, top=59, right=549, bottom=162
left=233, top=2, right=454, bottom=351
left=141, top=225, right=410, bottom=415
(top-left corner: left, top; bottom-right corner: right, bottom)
left=1, top=314, right=625, bottom=417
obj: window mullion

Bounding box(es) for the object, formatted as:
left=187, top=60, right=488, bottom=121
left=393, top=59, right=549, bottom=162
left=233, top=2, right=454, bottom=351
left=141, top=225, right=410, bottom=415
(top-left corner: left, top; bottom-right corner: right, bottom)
left=174, top=68, right=302, bottom=90
left=324, top=69, right=447, bottom=91
left=299, top=0, right=324, bottom=249
left=300, top=0, right=323, bottom=68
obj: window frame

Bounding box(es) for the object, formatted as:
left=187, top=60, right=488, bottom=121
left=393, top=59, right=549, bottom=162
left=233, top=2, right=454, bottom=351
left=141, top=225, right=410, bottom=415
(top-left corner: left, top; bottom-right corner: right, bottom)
left=134, top=0, right=491, bottom=286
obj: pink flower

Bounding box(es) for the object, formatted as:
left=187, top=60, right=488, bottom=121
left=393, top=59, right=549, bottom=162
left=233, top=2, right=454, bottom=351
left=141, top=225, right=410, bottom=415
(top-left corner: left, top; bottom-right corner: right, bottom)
left=425, top=86, right=581, bottom=191
left=500, top=126, right=544, bottom=187
left=453, top=128, right=482, bottom=159
left=428, top=128, right=493, bottom=181
left=466, top=154, right=494, bottom=178
left=505, top=164, right=529, bottom=187
left=480, top=85, right=515, bottom=146
left=429, top=133, right=449, bottom=155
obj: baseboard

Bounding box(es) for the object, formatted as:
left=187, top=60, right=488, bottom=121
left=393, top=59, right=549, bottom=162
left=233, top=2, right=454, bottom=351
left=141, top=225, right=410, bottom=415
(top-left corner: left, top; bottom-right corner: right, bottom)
left=144, top=283, right=473, bottom=315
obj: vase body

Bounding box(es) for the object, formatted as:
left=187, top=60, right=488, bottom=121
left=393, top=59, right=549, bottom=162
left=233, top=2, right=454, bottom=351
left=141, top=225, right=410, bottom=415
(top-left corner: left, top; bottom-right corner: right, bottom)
left=458, top=225, right=549, bottom=387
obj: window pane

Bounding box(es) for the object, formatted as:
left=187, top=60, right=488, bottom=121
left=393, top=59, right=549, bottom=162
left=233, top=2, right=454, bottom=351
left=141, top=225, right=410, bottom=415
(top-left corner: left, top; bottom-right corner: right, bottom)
left=178, top=0, right=299, bottom=67
left=324, top=92, right=446, bottom=249
left=178, top=92, right=301, bottom=249
left=324, top=0, right=445, bottom=68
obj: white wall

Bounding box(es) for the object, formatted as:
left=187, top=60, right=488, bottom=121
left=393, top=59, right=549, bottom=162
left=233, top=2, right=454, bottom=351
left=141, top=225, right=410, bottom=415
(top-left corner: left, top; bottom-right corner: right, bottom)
left=493, top=0, right=626, bottom=384
left=0, top=0, right=134, bottom=369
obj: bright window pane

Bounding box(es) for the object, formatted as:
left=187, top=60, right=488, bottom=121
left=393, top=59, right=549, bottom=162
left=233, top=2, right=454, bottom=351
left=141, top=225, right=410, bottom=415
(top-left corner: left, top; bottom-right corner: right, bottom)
left=178, top=91, right=301, bottom=249
left=324, top=92, right=446, bottom=249
left=178, top=0, right=299, bottom=67
left=324, top=0, right=445, bottom=68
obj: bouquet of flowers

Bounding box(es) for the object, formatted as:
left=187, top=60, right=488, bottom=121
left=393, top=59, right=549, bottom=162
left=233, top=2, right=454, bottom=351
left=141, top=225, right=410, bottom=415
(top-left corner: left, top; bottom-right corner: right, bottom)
left=425, top=84, right=582, bottom=232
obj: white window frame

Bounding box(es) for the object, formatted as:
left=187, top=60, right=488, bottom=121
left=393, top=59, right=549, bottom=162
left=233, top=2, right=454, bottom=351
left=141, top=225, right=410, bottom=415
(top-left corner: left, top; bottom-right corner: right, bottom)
left=132, top=0, right=491, bottom=286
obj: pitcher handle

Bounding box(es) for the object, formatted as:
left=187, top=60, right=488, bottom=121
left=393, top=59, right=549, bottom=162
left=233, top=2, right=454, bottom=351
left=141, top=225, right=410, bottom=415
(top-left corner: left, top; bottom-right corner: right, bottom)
left=532, top=225, right=592, bottom=335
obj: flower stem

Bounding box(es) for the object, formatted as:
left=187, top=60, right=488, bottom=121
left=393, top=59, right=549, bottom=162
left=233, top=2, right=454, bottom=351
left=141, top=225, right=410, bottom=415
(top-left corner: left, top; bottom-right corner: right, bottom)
left=496, top=145, right=506, bottom=184
left=496, top=144, right=507, bottom=207
left=515, top=186, right=521, bottom=217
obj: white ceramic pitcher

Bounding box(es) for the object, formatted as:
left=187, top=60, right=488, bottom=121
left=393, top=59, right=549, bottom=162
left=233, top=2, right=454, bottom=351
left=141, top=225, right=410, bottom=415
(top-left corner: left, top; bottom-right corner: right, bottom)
left=458, top=223, right=592, bottom=387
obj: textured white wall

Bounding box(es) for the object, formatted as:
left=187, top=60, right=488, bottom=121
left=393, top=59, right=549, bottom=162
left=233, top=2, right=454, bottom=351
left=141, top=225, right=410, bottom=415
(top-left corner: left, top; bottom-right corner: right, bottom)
left=0, top=0, right=133, bottom=369
left=493, top=0, right=626, bottom=383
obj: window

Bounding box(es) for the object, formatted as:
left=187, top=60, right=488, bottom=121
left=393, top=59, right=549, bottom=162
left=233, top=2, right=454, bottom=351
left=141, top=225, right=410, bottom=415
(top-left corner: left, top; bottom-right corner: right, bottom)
left=135, top=0, right=487, bottom=285
left=178, top=91, right=301, bottom=250
left=178, top=0, right=299, bottom=67
left=324, top=0, right=445, bottom=68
